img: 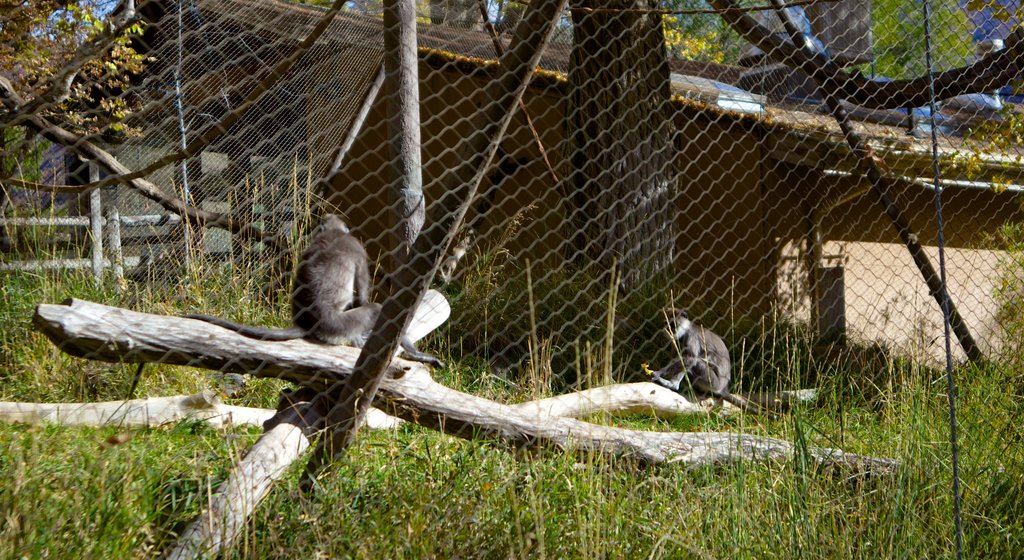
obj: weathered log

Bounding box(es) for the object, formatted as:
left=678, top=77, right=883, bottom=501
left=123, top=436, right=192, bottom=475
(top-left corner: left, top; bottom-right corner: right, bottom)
left=0, top=391, right=401, bottom=430
left=32, top=293, right=450, bottom=387
left=163, top=421, right=310, bottom=560
left=512, top=383, right=816, bottom=419
left=373, top=367, right=884, bottom=470
left=33, top=298, right=896, bottom=473
left=0, top=386, right=816, bottom=431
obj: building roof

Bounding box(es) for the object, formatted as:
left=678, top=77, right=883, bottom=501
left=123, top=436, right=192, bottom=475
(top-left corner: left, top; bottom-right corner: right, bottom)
left=140, top=0, right=1023, bottom=186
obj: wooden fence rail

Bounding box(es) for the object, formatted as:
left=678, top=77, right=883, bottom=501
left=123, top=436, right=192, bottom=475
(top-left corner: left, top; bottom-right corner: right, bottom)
left=0, top=186, right=180, bottom=284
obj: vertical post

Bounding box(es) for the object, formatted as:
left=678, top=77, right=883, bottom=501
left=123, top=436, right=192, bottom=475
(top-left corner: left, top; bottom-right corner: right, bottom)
left=65, top=154, right=90, bottom=252
left=175, top=0, right=193, bottom=271
left=805, top=206, right=822, bottom=332
left=88, top=163, right=104, bottom=286
left=303, top=0, right=423, bottom=483
left=383, top=0, right=425, bottom=255
left=107, top=205, right=124, bottom=288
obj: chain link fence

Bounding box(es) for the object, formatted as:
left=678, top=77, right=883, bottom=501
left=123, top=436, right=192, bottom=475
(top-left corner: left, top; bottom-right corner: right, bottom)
left=2, top=0, right=1023, bottom=556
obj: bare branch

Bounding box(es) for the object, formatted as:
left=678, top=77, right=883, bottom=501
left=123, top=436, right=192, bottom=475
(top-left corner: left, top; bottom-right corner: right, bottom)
left=0, top=391, right=272, bottom=429
left=0, top=392, right=402, bottom=430
left=476, top=0, right=559, bottom=185
left=512, top=383, right=816, bottom=418
left=4, top=176, right=103, bottom=193
left=0, top=385, right=817, bottom=432
left=568, top=0, right=834, bottom=15
left=707, top=0, right=1023, bottom=108
left=0, top=76, right=284, bottom=253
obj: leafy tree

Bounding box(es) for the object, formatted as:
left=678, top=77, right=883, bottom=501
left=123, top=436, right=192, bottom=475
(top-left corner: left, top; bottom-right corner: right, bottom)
left=0, top=0, right=146, bottom=188
left=872, top=0, right=975, bottom=78
left=661, top=0, right=741, bottom=63
left=0, top=1, right=146, bottom=131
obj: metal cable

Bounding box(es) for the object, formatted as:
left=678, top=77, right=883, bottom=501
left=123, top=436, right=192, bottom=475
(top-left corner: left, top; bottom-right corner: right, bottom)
left=922, top=0, right=965, bottom=556
left=174, top=0, right=193, bottom=268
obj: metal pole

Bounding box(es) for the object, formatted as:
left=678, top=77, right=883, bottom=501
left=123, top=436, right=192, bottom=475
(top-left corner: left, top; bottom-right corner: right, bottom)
left=922, top=0, right=964, bottom=553
left=175, top=0, right=192, bottom=270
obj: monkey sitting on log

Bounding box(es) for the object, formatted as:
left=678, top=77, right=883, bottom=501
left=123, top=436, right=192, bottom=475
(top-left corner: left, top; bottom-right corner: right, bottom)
left=186, top=214, right=443, bottom=367
left=650, top=308, right=759, bottom=414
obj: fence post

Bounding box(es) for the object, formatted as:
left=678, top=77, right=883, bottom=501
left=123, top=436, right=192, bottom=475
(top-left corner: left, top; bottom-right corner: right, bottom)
left=106, top=205, right=124, bottom=288
left=88, top=163, right=104, bottom=286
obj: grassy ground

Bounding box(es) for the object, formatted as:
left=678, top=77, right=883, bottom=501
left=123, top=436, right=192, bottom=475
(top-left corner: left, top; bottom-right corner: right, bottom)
left=1, top=267, right=1022, bottom=559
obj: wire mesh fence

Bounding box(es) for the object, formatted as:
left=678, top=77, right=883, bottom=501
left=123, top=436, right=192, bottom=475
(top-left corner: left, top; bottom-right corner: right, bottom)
left=2, top=0, right=1023, bottom=556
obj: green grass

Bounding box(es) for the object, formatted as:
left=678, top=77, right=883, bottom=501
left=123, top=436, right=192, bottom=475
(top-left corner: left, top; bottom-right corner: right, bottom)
left=1, top=265, right=1023, bottom=559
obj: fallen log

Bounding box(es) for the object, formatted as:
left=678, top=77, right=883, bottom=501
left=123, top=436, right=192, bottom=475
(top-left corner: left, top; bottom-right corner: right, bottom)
left=0, top=391, right=401, bottom=430
left=164, top=421, right=310, bottom=560
left=0, top=386, right=816, bottom=431
left=512, top=383, right=816, bottom=419
left=32, top=293, right=450, bottom=387
left=33, top=298, right=894, bottom=472
left=34, top=298, right=896, bottom=560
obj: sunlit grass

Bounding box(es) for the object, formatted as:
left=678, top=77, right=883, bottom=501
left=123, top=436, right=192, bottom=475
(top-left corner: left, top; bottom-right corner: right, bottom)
left=0, top=207, right=1022, bottom=557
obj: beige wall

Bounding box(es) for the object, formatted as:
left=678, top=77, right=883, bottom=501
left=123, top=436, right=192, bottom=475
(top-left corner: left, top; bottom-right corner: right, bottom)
left=780, top=241, right=1008, bottom=364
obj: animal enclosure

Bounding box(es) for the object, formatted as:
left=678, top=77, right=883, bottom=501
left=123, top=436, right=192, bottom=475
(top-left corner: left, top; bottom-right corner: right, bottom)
left=2, top=0, right=1024, bottom=557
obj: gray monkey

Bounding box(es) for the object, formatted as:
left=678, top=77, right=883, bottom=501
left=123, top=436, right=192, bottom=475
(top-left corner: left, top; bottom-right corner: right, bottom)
left=650, top=308, right=758, bottom=414
left=186, top=214, right=444, bottom=367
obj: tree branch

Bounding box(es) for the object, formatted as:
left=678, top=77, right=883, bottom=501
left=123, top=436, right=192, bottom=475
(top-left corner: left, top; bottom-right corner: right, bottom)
left=707, top=0, right=1023, bottom=108
left=2, top=0, right=142, bottom=126
left=163, top=420, right=311, bottom=560
left=476, top=0, right=560, bottom=185
left=0, top=391, right=403, bottom=430
left=0, top=76, right=284, bottom=253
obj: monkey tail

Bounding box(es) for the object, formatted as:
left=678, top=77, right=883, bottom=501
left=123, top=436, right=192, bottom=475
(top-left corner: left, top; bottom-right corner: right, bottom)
left=185, top=314, right=306, bottom=341
left=715, top=391, right=770, bottom=417
left=398, top=337, right=445, bottom=368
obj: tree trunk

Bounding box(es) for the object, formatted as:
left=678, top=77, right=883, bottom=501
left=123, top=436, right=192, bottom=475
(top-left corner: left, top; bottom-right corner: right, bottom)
left=566, top=0, right=678, bottom=286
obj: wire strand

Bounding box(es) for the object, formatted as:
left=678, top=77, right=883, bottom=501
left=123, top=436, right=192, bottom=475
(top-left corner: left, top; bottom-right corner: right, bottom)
left=521, top=0, right=841, bottom=16
left=922, top=0, right=965, bottom=556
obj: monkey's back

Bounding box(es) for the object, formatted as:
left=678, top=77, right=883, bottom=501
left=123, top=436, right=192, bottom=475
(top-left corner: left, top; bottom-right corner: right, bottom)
left=688, top=324, right=731, bottom=394
left=292, top=223, right=369, bottom=339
